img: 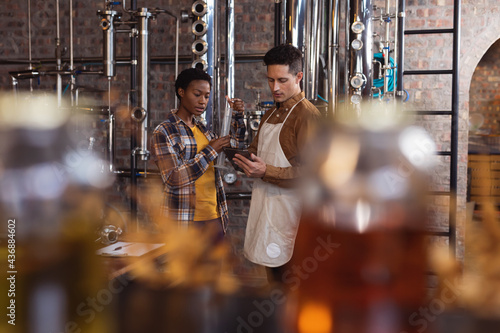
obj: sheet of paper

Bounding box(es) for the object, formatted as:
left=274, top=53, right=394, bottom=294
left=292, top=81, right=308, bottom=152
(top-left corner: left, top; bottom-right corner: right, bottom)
left=96, top=241, right=164, bottom=257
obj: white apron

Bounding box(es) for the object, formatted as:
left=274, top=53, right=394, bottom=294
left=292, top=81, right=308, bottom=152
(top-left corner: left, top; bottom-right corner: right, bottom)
left=244, top=98, right=304, bottom=267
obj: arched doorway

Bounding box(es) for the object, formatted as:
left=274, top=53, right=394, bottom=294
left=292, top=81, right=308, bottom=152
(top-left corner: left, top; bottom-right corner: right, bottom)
left=466, top=38, right=500, bottom=272
left=467, top=39, right=500, bottom=206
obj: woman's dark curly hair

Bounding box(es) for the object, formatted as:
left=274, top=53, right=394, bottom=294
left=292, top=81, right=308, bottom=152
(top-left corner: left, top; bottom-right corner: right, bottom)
left=175, top=68, right=212, bottom=100
left=263, top=44, right=303, bottom=75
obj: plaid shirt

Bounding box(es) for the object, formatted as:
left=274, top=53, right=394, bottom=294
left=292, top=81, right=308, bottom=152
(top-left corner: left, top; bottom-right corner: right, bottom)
left=151, top=110, right=246, bottom=231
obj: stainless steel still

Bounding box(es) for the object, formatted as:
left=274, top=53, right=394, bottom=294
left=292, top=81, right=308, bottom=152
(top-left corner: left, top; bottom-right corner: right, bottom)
left=279, top=0, right=401, bottom=115
left=190, top=0, right=219, bottom=129
left=346, top=0, right=374, bottom=105
left=132, top=8, right=152, bottom=160
left=98, top=9, right=119, bottom=78
left=189, top=0, right=237, bottom=134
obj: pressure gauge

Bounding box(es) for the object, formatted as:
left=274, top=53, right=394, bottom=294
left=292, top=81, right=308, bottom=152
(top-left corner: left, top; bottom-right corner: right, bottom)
left=350, top=73, right=366, bottom=89
left=351, top=21, right=365, bottom=34
left=250, top=119, right=260, bottom=131
left=351, top=94, right=362, bottom=105
left=351, top=38, right=363, bottom=51
left=223, top=172, right=237, bottom=185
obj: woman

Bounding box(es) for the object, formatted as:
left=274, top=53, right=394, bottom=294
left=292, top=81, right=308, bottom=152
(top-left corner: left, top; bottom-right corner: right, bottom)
left=152, top=68, right=246, bottom=239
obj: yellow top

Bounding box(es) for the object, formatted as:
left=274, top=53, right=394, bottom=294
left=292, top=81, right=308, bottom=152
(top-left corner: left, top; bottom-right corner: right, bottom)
left=191, top=126, right=219, bottom=221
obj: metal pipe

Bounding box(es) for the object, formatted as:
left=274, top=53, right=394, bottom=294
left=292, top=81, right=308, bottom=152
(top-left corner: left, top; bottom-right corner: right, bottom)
left=174, top=18, right=179, bottom=110
left=382, top=0, right=391, bottom=100
left=11, top=77, right=18, bottom=96
left=133, top=8, right=151, bottom=160
left=130, top=149, right=138, bottom=233
left=449, top=0, right=461, bottom=257
left=318, top=2, right=329, bottom=106
left=121, top=0, right=134, bottom=13
left=283, top=0, right=310, bottom=99
left=9, top=70, right=73, bottom=78
left=279, top=0, right=286, bottom=44
left=303, top=1, right=314, bottom=100
left=274, top=0, right=282, bottom=46
left=284, top=0, right=307, bottom=51
left=70, top=0, right=74, bottom=71
left=27, top=0, right=33, bottom=91
left=163, top=10, right=180, bottom=110
left=393, top=0, right=398, bottom=97
left=226, top=0, right=235, bottom=104
left=327, top=0, right=340, bottom=117
left=56, top=0, right=62, bottom=106
left=99, top=9, right=119, bottom=77
left=215, top=0, right=235, bottom=168
left=108, top=113, right=116, bottom=172
left=343, top=0, right=350, bottom=108
left=205, top=0, right=217, bottom=129
left=283, top=0, right=329, bottom=104
left=396, top=0, right=405, bottom=99
left=305, top=0, right=321, bottom=102
left=129, top=0, right=138, bottom=233
left=70, top=0, right=75, bottom=106
left=0, top=53, right=267, bottom=66
left=214, top=0, right=222, bottom=133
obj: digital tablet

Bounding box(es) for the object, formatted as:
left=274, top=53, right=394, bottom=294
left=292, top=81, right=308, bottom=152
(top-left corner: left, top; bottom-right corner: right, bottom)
left=223, top=147, right=252, bottom=172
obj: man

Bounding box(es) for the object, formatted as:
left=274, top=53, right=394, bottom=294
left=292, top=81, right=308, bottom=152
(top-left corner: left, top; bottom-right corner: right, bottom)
left=233, top=44, right=321, bottom=283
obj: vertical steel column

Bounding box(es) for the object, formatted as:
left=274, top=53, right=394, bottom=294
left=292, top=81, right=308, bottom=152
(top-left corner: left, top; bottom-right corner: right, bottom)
left=108, top=114, right=116, bottom=173
left=214, top=0, right=234, bottom=168
left=27, top=0, right=33, bottom=92
left=55, top=0, right=62, bottom=106
left=304, top=0, right=320, bottom=102
left=274, top=0, right=282, bottom=46
left=282, top=0, right=330, bottom=105
left=396, top=0, right=405, bottom=100
left=69, top=0, right=75, bottom=106
left=129, top=0, right=138, bottom=232
left=347, top=0, right=373, bottom=104
left=205, top=0, right=217, bottom=129
left=133, top=8, right=151, bottom=160
left=226, top=0, right=235, bottom=103
left=327, top=0, right=340, bottom=116
left=99, top=10, right=118, bottom=78
left=382, top=0, right=391, bottom=99
left=449, top=0, right=461, bottom=257
left=284, top=0, right=306, bottom=49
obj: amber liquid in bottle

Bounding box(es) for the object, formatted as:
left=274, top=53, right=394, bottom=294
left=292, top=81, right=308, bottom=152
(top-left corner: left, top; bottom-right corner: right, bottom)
left=289, top=210, right=428, bottom=333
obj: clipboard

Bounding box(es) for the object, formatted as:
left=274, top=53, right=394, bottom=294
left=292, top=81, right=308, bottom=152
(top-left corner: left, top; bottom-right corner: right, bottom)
left=223, top=147, right=252, bottom=172
left=96, top=241, right=164, bottom=257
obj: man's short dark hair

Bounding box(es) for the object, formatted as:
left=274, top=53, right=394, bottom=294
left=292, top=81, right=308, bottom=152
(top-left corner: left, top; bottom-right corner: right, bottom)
left=175, top=68, right=212, bottom=100
left=263, top=44, right=303, bottom=75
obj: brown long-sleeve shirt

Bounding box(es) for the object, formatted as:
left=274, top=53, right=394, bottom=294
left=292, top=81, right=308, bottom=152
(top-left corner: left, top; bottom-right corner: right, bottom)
left=247, top=92, right=321, bottom=188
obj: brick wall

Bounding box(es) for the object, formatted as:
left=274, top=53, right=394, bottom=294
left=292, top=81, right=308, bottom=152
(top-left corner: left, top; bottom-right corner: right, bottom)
left=1, top=0, right=499, bottom=268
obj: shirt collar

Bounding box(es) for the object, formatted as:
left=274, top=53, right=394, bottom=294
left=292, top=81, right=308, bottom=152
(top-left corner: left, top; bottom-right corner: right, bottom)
left=170, top=109, right=201, bottom=127
left=277, top=91, right=305, bottom=109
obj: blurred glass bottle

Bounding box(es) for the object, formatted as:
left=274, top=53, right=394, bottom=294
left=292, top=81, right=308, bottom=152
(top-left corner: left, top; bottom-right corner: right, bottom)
left=287, top=104, right=437, bottom=333
left=0, top=93, right=115, bottom=333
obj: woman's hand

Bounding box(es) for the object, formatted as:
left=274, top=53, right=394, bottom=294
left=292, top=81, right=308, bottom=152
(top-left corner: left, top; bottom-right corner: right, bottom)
left=209, top=135, right=231, bottom=153
left=226, top=96, right=245, bottom=113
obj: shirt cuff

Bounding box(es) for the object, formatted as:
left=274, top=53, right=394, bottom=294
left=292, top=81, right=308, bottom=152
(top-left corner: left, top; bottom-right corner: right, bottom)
left=262, top=164, right=279, bottom=183
left=203, top=145, right=219, bottom=161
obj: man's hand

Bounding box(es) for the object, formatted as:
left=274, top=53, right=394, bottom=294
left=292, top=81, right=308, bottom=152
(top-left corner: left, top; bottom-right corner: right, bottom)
left=209, top=135, right=230, bottom=153
left=233, top=153, right=266, bottom=178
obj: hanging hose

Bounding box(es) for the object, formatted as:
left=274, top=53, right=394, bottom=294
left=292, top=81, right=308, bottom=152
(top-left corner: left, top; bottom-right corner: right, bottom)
left=372, top=52, right=396, bottom=98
